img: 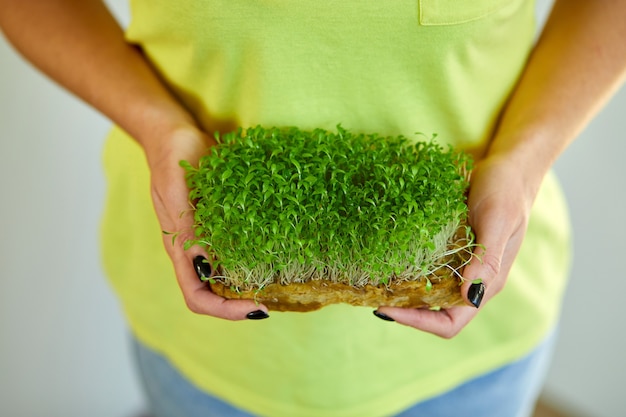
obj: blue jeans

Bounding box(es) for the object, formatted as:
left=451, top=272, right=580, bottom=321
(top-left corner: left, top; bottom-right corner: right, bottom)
left=132, top=330, right=556, bottom=417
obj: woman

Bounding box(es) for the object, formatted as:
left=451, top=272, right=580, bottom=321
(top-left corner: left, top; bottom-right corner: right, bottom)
left=1, top=1, right=624, bottom=416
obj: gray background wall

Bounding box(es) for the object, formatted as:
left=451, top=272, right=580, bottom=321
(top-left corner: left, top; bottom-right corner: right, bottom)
left=1, top=1, right=624, bottom=416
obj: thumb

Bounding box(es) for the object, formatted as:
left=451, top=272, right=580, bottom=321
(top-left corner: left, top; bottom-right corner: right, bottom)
left=459, top=246, right=498, bottom=309
left=459, top=188, right=530, bottom=309
left=459, top=203, right=512, bottom=309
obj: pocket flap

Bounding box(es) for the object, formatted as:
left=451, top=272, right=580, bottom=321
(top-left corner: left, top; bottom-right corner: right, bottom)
left=419, top=0, right=516, bottom=25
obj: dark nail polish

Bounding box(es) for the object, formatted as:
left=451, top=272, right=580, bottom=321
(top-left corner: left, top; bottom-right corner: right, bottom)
left=468, top=282, right=485, bottom=308
left=373, top=310, right=395, bottom=322
left=193, top=256, right=212, bottom=281
left=246, top=310, right=270, bottom=320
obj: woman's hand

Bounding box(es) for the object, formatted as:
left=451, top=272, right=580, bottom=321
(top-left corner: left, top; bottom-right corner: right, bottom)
left=376, top=0, right=626, bottom=337
left=376, top=154, right=535, bottom=338
left=144, top=124, right=269, bottom=320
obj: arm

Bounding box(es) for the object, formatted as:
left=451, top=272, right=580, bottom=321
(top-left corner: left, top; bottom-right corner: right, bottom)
left=378, top=0, right=626, bottom=337
left=0, top=0, right=268, bottom=320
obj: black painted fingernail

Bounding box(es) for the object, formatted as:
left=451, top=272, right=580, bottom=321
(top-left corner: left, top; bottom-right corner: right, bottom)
left=193, top=255, right=212, bottom=281
left=246, top=310, right=270, bottom=320
left=468, top=282, right=485, bottom=308
left=373, top=310, right=395, bottom=322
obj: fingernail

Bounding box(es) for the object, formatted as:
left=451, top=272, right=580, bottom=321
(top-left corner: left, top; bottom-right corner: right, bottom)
left=193, top=255, right=212, bottom=281
left=373, top=310, right=395, bottom=322
left=468, top=282, right=485, bottom=308
left=246, top=310, right=270, bottom=320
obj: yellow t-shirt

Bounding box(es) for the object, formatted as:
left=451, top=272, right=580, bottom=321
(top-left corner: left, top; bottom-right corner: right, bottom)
left=101, top=1, right=571, bottom=416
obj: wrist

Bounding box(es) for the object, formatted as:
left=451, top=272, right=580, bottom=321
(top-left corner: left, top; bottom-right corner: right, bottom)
left=483, top=129, right=556, bottom=202
left=126, top=104, right=201, bottom=163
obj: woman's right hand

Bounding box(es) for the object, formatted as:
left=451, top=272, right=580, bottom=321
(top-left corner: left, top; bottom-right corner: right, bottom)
left=143, top=124, right=270, bottom=321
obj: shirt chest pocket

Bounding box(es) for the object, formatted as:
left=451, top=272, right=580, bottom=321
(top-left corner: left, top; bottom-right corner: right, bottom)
left=418, top=0, right=519, bottom=25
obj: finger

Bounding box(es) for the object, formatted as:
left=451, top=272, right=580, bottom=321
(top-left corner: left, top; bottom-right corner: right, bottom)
left=150, top=130, right=212, bottom=236
left=460, top=192, right=524, bottom=308
left=376, top=306, right=477, bottom=339
left=458, top=246, right=492, bottom=309
left=151, top=162, right=194, bottom=234
left=163, top=231, right=269, bottom=321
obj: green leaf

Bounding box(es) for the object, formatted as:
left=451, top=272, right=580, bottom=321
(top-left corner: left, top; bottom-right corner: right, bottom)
left=221, top=168, right=234, bottom=182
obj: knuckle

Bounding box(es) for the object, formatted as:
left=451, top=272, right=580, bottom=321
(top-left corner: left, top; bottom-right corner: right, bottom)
left=175, top=229, right=196, bottom=248
left=182, top=294, right=203, bottom=314
left=439, top=328, right=460, bottom=339
left=480, top=253, right=501, bottom=279
left=164, top=229, right=196, bottom=251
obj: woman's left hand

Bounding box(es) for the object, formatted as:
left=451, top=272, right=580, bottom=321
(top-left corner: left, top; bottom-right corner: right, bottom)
left=375, top=154, right=536, bottom=338
left=376, top=0, right=626, bottom=336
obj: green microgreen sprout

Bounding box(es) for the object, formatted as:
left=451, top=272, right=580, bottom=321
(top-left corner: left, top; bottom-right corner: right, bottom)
left=181, top=125, right=475, bottom=292
left=162, top=230, right=179, bottom=246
